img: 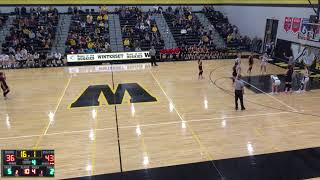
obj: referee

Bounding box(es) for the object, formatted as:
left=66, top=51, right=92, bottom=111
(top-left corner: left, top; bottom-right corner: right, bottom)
left=149, top=46, right=158, bottom=66
left=234, top=75, right=245, bottom=110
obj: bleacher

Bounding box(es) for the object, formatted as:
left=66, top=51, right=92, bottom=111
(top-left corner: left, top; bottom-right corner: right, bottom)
left=2, top=9, right=58, bottom=55
left=66, top=12, right=111, bottom=54
left=118, top=7, right=164, bottom=51
left=163, top=11, right=202, bottom=47
left=203, top=6, right=250, bottom=51
left=0, top=15, right=8, bottom=28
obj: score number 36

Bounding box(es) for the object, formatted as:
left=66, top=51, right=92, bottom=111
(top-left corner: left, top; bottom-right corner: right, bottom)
left=6, top=154, right=15, bottom=162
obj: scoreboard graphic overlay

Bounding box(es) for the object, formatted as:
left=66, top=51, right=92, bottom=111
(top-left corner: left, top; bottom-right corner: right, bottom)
left=1, top=150, right=55, bottom=177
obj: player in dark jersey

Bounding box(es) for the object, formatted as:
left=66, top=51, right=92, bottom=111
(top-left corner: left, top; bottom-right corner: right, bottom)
left=232, top=64, right=237, bottom=84
left=284, top=65, right=294, bottom=93
left=247, top=53, right=254, bottom=75
left=198, top=59, right=203, bottom=79
left=0, top=72, right=10, bottom=97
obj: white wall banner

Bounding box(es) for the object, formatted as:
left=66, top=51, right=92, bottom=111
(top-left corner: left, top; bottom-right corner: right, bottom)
left=67, top=51, right=150, bottom=62
left=68, top=63, right=152, bottom=74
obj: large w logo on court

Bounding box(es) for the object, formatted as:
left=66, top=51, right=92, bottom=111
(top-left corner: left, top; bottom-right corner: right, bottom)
left=70, top=83, right=157, bottom=108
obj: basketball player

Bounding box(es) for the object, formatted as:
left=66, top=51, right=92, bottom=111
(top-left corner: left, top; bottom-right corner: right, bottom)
left=299, top=66, right=310, bottom=92
left=247, top=53, right=254, bottom=75
left=232, top=64, right=237, bottom=85
left=234, top=75, right=245, bottom=110
left=283, top=52, right=295, bottom=67
left=236, top=60, right=241, bottom=76
left=0, top=72, right=10, bottom=97
left=270, top=75, right=281, bottom=94
left=149, top=46, right=158, bottom=66
left=198, top=58, right=203, bottom=79
left=235, top=53, right=241, bottom=65
left=260, top=53, right=268, bottom=75
left=284, top=65, right=294, bottom=93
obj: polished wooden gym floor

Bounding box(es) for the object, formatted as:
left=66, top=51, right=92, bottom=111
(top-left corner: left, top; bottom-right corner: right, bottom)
left=1, top=59, right=320, bottom=179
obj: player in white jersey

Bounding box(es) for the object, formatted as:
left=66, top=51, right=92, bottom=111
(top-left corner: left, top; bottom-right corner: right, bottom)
left=235, top=53, right=241, bottom=65
left=270, top=75, right=281, bottom=94
left=260, top=53, right=269, bottom=75
left=299, top=66, right=310, bottom=92
left=236, top=61, right=241, bottom=76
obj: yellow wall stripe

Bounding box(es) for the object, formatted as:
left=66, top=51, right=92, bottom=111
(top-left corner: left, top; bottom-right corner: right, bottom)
left=0, top=0, right=317, bottom=5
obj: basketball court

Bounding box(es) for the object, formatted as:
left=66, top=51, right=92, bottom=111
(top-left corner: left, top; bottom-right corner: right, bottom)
left=1, top=59, right=320, bottom=179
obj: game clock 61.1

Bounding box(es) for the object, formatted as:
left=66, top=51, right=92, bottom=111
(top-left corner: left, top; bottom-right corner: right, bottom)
left=1, top=150, right=54, bottom=177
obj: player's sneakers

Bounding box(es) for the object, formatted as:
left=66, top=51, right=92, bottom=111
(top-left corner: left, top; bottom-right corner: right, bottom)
left=3, top=89, right=10, bottom=97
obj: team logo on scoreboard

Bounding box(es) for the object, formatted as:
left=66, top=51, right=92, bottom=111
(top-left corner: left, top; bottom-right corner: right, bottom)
left=70, top=83, right=157, bottom=108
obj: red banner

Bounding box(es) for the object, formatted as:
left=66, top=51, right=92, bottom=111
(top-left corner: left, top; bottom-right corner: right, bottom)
left=284, top=17, right=293, bottom=32
left=291, top=17, right=302, bottom=33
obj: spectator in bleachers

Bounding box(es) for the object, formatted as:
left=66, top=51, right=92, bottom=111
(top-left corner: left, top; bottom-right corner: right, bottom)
left=53, top=52, right=63, bottom=66
left=203, top=5, right=258, bottom=51
left=123, top=38, right=130, bottom=47
left=2, top=7, right=58, bottom=68
left=46, top=52, right=54, bottom=67
left=33, top=52, right=40, bottom=66
left=100, top=5, right=108, bottom=15
left=118, top=7, right=164, bottom=52
left=86, top=14, right=93, bottom=24
left=66, top=8, right=111, bottom=54
left=26, top=52, right=34, bottom=67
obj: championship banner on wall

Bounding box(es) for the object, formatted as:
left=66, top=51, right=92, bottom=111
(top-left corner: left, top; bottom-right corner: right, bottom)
left=291, top=17, right=302, bottom=33
left=283, top=17, right=320, bottom=42
left=67, top=51, right=150, bottom=62
left=284, top=17, right=293, bottom=32
left=283, top=17, right=302, bottom=33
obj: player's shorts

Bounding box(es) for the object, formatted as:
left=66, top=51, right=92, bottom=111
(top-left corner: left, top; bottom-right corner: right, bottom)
left=261, top=62, right=267, bottom=66
left=274, top=80, right=280, bottom=86
left=304, top=77, right=309, bottom=84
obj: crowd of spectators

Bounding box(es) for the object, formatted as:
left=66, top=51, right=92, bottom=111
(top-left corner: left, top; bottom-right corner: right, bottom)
left=0, top=15, right=7, bottom=28
left=118, top=7, right=163, bottom=52
left=66, top=5, right=111, bottom=54
left=163, top=7, right=220, bottom=60
left=203, top=6, right=255, bottom=51
left=0, top=5, right=266, bottom=69
left=0, top=51, right=63, bottom=69
left=0, top=7, right=64, bottom=68
left=165, top=7, right=200, bottom=41
left=160, top=46, right=236, bottom=61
